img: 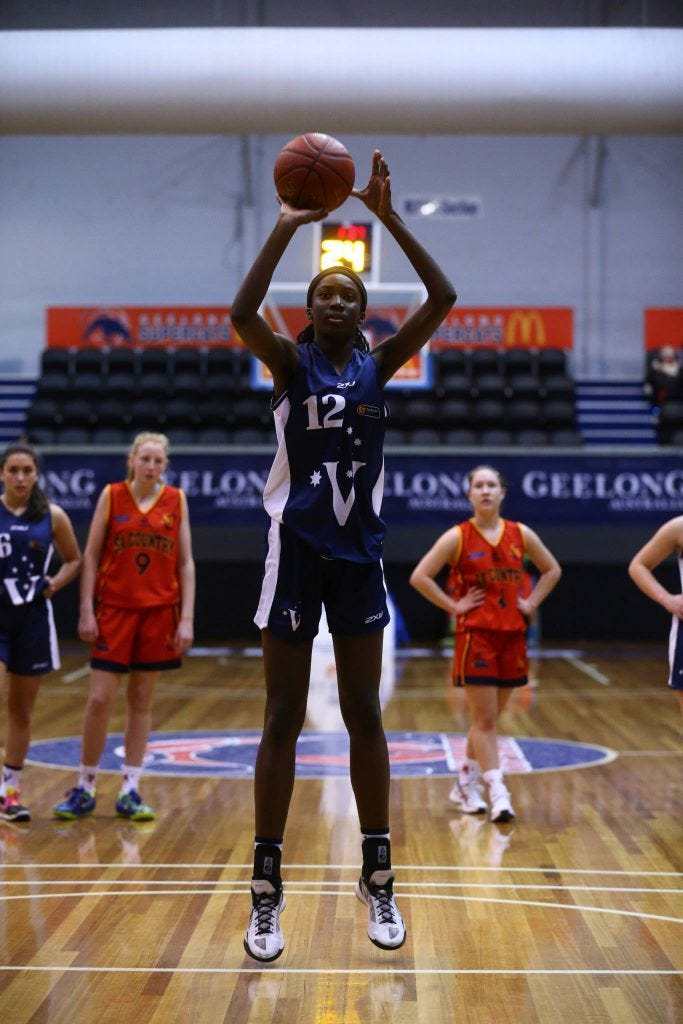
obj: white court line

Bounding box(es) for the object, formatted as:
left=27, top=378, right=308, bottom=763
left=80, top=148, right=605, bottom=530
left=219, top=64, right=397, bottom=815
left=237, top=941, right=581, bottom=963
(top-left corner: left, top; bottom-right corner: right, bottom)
left=2, top=862, right=681, bottom=876
left=565, top=657, right=611, bottom=685
left=0, top=888, right=680, bottom=926
left=1, top=880, right=681, bottom=895
left=59, top=662, right=90, bottom=683
left=0, top=966, right=678, bottom=977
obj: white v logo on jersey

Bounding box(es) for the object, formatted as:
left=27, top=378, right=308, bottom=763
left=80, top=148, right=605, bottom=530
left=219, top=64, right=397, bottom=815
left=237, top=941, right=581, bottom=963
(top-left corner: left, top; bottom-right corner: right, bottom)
left=323, top=461, right=366, bottom=526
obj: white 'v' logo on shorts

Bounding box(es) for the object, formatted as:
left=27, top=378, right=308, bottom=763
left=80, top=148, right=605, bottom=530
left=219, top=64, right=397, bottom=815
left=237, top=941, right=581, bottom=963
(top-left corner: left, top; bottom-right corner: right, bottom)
left=286, top=609, right=301, bottom=631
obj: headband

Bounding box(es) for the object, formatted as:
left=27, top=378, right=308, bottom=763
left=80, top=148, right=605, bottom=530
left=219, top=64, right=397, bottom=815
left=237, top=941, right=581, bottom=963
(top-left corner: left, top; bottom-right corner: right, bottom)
left=306, top=266, right=368, bottom=313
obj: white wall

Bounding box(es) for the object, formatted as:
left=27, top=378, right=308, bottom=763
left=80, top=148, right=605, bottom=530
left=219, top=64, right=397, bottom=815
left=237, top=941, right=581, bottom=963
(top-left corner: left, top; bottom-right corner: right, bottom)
left=0, top=133, right=681, bottom=376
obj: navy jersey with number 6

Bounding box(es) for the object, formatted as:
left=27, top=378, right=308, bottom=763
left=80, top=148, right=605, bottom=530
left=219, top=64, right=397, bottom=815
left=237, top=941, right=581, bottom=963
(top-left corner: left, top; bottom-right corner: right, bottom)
left=262, top=342, right=387, bottom=562
left=0, top=504, right=53, bottom=607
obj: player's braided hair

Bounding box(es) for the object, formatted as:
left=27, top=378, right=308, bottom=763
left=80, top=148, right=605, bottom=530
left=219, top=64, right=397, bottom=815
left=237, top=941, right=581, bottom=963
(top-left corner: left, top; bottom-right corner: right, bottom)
left=297, top=266, right=370, bottom=353
left=0, top=442, right=50, bottom=522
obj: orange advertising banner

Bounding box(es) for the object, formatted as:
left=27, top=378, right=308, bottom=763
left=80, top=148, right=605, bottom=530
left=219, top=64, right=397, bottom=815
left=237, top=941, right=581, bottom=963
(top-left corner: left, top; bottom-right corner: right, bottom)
left=644, top=308, right=683, bottom=351
left=47, top=307, right=240, bottom=348
left=432, top=307, right=573, bottom=349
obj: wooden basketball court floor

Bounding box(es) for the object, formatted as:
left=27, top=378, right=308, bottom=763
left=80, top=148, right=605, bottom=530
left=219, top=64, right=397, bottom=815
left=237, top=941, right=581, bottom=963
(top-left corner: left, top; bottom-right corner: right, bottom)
left=0, top=640, right=680, bottom=1023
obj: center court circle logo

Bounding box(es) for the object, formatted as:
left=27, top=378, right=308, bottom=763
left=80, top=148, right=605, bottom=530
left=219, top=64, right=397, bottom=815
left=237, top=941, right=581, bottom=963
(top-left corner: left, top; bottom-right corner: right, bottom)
left=27, top=731, right=616, bottom=778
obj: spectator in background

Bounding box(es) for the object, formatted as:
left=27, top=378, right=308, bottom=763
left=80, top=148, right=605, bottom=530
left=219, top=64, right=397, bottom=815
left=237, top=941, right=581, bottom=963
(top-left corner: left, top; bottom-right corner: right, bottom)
left=644, top=346, right=682, bottom=408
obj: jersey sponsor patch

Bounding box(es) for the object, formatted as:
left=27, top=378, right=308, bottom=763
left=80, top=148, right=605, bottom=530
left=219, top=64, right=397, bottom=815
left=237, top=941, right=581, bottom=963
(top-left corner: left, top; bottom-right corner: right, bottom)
left=357, top=403, right=381, bottom=418
left=26, top=731, right=617, bottom=779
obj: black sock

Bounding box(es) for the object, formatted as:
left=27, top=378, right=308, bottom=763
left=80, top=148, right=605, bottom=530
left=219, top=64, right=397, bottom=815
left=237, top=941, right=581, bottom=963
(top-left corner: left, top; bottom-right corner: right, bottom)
left=252, top=842, right=282, bottom=889
left=362, top=836, right=392, bottom=879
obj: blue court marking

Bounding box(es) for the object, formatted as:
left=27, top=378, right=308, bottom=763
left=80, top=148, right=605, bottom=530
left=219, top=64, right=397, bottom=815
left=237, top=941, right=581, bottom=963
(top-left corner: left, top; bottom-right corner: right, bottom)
left=27, top=731, right=616, bottom=779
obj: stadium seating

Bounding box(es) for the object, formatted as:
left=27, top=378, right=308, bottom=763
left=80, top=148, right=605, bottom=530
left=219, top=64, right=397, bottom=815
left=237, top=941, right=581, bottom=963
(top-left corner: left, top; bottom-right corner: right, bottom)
left=27, top=343, right=585, bottom=448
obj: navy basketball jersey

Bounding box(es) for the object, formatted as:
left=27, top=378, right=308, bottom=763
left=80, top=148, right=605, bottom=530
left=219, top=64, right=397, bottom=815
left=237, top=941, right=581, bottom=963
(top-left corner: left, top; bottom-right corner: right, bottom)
left=262, top=342, right=387, bottom=561
left=0, top=503, right=53, bottom=607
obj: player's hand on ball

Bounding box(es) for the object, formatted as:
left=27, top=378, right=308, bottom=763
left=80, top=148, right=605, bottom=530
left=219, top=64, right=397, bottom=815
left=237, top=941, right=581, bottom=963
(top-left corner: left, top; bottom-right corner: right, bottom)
left=278, top=199, right=329, bottom=224
left=353, top=149, right=392, bottom=218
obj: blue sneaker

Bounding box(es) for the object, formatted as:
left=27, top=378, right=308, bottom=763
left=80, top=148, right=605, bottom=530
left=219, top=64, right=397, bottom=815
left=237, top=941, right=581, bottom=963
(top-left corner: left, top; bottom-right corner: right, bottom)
left=115, top=790, right=155, bottom=821
left=53, top=787, right=96, bottom=820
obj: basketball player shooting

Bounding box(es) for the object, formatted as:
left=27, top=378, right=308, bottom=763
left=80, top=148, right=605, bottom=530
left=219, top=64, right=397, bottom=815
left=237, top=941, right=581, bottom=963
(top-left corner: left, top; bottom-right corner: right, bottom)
left=230, top=147, right=456, bottom=962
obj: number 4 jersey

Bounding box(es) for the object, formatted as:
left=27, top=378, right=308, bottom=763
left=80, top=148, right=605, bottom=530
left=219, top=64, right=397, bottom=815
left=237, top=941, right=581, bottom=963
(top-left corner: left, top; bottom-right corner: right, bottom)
left=94, top=481, right=182, bottom=608
left=447, top=518, right=528, bottom=634
left=262, top=343, right=387, bottom=562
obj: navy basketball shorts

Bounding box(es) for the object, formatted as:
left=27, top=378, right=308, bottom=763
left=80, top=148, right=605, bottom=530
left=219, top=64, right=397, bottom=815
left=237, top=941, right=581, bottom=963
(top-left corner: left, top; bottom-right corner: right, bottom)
left=254, top=521, right=390, bottom=643
left=0, top=599, right=60, bottom=676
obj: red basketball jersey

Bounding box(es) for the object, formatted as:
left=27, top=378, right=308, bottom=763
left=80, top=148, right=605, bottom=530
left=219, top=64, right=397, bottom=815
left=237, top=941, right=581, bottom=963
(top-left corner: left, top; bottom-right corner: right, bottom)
left=94, top=481, right=182, bottom=608
left=446, top=518, right=527, bottom=633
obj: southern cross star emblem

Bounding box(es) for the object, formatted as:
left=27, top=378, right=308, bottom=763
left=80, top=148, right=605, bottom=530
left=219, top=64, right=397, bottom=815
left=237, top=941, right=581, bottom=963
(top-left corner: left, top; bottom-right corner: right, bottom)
left=310, top=470, right=322, bottom=486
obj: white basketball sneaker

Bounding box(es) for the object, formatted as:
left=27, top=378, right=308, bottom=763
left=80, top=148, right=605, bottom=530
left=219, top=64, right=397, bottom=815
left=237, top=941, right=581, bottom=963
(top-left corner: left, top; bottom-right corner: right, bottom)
left=449, top=772, right=487, bottom=815
left=244, top=880, right=286, bottom=962
left=488, top=782, right=515, bottom=823
left=356, top=870, right=406, bottom=950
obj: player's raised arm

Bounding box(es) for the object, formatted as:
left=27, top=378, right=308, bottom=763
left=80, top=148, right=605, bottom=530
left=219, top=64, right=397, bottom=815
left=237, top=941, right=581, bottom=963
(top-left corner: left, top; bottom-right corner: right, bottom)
left=230, top=204, right=328, bottom=395
left=353, top=150, right=456, bottom=385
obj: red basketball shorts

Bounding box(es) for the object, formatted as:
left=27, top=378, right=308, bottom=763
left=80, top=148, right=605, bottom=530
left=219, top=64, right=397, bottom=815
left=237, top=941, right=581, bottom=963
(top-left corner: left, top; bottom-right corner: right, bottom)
left=91, top=603, right=181, bottom=673
left=452, top=630, right=527, bottom=688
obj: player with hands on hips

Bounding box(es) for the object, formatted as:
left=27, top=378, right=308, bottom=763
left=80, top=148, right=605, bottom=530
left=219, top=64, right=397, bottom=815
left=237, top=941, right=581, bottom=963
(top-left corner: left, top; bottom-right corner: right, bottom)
left=410, top=465, right=561, bottom=824
left=628, top=515, right=683, bottom=716
left=54, top=432, right=195, bottom=823
left=0, top=442, right=82, bottom=823
left=230, top=148, right=456, bottom=961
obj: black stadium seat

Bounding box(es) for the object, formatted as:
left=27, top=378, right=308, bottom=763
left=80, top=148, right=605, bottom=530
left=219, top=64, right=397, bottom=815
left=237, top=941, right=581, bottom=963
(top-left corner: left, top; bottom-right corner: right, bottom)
left=411, top=427, right=440, bottom=445
left=542, top=374, right=575, bottom=400
left=549, top=427, right=583, bottom=446
left=40, top=348, right=72, bottom=375
left=470, top=348, right=500, bottom=376
left=139, top=348, right=170, bottom=375
left=542, top=399, right=576, bottom=430
left=506, top=373, right=538, bottom=400
left=36, top=371, right=70, bottom=400
left=471, top=398, right=506, bottom=430
left=473, top=373, right=506, bottom=401
left=405, top=397, right=438, bottom=428
left=502, top=348, right=536, bottom=376
left=96, top=397, right=130, bottom=428
left=478, top=427, right=513, bottom=446
left=73, top=347, right=105, bottom=374
left=196, top=426, right=233, bottom=445
left=128, top=397, right=165, bottom=430
left=437, top=398, right=472, bottom=429
left=107, top=348, right=137, bottom=375
left=514, top=428, right=547, bottom=446
left=507, top=398, right=542, bottom=431
left=537, top=348, right=567, bottom=378
left=91, top=426, right=127, bottom=445
left=27, top=398, right=58, bottom=430
left=657, top=399, right=683, bottom=443
left=438, top=371, right=472, bottom=400
left=443, top=427, right=477, bottom=446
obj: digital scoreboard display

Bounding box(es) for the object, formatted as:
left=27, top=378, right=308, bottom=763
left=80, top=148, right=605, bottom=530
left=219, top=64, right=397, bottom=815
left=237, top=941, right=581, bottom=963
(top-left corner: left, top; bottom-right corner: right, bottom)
left=319, top=222, right=372, bottom=275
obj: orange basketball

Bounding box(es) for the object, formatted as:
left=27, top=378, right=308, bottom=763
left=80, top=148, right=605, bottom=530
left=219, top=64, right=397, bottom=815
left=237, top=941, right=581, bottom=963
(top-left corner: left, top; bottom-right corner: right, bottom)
left=274, top=133, right=355, bottom=212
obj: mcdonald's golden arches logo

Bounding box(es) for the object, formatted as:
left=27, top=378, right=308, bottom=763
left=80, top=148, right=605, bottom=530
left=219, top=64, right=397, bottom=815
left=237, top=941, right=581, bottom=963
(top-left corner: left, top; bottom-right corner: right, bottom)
left=505, top=310, right=547, bottom=348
